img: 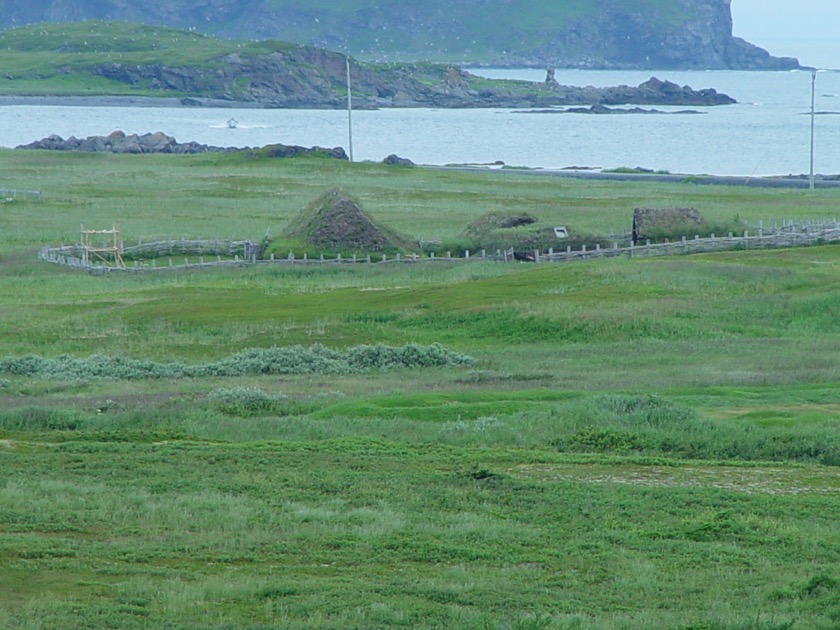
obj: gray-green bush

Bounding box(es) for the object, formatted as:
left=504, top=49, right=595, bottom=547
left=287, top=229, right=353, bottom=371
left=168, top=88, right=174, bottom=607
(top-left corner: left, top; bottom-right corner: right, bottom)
left=0, top=343, right=473, bottom=380
left=208, top=387, right=288, bottom=417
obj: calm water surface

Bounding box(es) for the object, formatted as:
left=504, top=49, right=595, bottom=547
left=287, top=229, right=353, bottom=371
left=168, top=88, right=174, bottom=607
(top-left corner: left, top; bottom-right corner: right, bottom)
left=1, top=69, right=838, bottom=176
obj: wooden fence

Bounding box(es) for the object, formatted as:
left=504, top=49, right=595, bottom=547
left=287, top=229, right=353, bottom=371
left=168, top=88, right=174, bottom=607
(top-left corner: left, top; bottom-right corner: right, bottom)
left=38, top=221, right=840, bottom=274
left=38, top=239, right=259, bottom=273
left=0, top=188, right=42, bottom=201
left=539, top=225, right=840, bottom=263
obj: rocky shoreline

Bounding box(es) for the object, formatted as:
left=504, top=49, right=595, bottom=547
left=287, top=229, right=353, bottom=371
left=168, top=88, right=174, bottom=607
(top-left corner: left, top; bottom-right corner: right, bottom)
left=2, top=54, right=735, bottom=110
left=0, top=95, right=256, bottom=109
left=513, top=105, right=705, bottom=115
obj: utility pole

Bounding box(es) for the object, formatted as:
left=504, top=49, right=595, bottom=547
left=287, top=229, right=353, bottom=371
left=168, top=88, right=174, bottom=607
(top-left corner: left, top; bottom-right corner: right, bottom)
left=346, top=56, right=354, bottom=162
left=810, top=69, right=816, bottom=191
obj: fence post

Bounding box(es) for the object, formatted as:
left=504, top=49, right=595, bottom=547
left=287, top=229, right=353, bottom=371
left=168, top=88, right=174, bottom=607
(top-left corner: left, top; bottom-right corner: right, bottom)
left=465, top=250, right=470, bottom=259
left=534, top=249, right=540, bottom=263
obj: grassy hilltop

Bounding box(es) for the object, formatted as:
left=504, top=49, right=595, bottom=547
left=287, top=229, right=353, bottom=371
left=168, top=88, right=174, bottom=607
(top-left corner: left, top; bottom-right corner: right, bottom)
left=0, top=149, right=838, bottom=628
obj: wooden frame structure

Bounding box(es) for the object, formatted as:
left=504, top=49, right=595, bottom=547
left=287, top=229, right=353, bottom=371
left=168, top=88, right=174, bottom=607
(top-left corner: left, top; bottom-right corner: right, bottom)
left=81, top=224, right=124, bottom=267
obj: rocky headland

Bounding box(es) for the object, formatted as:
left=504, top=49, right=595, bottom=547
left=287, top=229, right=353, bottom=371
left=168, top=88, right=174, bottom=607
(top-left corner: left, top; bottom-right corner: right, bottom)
left=0, top=21, right=741, bottom=110
left=88, top=52, right=736, bottom=109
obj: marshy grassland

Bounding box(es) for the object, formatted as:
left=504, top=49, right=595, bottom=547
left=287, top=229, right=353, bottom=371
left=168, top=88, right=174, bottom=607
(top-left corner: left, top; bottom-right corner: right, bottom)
left=0, top=149, right=838, bottom=629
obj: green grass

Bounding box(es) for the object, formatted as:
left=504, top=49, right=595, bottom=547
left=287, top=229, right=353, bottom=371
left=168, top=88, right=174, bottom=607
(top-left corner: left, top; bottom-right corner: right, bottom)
left=0, top=149, right=839, bottom=628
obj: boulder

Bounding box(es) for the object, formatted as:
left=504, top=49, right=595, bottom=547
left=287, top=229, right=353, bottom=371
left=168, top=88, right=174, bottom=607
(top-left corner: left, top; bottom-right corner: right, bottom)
left=383, top=154, right=414, bottom=167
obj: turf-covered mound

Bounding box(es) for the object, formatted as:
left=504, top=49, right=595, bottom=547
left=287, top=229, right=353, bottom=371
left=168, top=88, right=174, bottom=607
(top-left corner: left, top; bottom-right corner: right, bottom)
left=461, top=211, right=538, bottom=241
left=459, top=210, right=612, bottom=254
left=632, top=207, right=705, bottom=243
left=282, top=188, right=416, bottom=254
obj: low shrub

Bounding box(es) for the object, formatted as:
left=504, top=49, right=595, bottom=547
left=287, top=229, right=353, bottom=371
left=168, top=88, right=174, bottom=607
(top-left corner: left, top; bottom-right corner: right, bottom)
left=208, top=387, right=288, bottom=417
left=0, top=343, right=473, bottom=381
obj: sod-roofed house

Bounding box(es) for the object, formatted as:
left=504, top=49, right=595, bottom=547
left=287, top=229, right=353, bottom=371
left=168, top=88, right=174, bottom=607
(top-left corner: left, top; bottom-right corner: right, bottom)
left=632, top=207, right=706, bottom=245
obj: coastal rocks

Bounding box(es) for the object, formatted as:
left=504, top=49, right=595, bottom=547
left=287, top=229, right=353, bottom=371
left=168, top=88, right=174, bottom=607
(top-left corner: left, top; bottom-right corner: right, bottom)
left=246, top=143, right=348, bottom=160
left=563, top=77, right=735, bottom=107
left=383, top=154, right=415, bottom=166
left=514, top=105, right=704, bottom=115
left=17, top=131, right=230, bottom=154
left=16, top=132, right=348, bottom=159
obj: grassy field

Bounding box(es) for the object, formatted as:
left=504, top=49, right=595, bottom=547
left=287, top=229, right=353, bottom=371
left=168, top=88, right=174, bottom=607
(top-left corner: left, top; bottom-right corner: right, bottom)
left=1, top=149, right=839, bottom=629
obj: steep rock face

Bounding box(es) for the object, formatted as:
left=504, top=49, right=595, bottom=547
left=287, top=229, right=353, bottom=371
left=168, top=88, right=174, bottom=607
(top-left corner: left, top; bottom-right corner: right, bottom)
left=0, top=0, right=799, bottom=70
left=544, top=0, right=796, bottom=69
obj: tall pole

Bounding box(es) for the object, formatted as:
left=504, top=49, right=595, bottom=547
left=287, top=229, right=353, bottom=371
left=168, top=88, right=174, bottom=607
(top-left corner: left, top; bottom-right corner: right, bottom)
left=810, top=69, right=816, bottom=191
left=346, top=56, right=354, bottom=163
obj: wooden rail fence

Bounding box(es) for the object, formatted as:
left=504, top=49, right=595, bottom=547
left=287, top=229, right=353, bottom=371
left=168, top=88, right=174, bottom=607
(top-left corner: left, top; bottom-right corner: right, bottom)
left=38, top=221, right=840, bottom=274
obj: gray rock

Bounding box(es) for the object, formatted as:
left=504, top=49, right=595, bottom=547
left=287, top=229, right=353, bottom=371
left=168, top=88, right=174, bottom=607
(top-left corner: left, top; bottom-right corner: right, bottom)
left=383, top=154, right=414, bottom=167
left=16, top=132, right=348, bottom=160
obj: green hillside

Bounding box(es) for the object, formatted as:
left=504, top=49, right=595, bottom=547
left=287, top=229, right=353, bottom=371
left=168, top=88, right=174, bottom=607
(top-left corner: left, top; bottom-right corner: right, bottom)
left=0, top=21, right=292, bottom=90
left=0, top=0, right=799, bottom=69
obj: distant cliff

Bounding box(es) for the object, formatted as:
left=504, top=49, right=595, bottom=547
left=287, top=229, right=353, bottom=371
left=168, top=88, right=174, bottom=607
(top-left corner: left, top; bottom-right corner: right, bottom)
left=0, top=0, right=800, bottom=70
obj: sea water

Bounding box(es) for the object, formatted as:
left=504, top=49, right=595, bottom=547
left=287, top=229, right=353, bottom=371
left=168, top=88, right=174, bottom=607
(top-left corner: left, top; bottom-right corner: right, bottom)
left=0, top=69, right=838, bottom=177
